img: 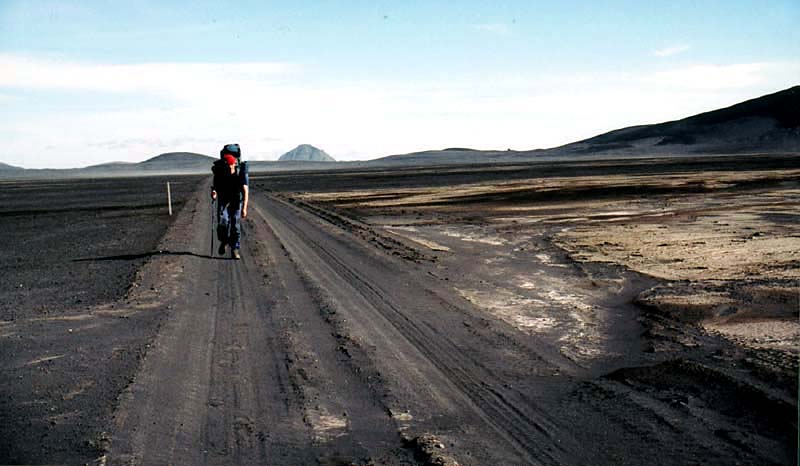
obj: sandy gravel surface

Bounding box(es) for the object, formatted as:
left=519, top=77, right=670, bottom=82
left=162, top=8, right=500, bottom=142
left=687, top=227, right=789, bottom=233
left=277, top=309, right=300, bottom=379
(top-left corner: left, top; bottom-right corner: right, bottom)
left=107, top=183, right=567, bottom=465
left=548, top=172, right=800, bottom=354
left=278, top=154, right=798, bottom=465
left=1, top=155, right=797, bottom=465
left=0, top=176, right=200, bottom=320
left=0, top=176, right=201, bottom=464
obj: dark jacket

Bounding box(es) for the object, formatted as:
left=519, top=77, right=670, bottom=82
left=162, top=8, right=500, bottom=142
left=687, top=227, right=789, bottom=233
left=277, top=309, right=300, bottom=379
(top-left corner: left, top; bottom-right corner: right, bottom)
left=212, top=160, right=248, bottom=204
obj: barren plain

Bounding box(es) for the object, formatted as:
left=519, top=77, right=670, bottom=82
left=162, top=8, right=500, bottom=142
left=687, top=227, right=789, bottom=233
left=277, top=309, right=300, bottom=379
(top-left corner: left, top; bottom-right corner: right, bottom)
left=264, top=154, right=799, bottom=464
left=0, top=154, right=797, bottom=465
left=0, top=176, right=200, bottom=463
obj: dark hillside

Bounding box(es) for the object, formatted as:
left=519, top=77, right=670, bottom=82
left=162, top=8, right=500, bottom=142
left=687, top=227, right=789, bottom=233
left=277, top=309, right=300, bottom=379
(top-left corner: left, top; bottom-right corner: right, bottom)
left=562, top=86, right=800, bottom=154
left=0, top=162, right=23, bottom=171
left=140, top=152, right=216, bottom=166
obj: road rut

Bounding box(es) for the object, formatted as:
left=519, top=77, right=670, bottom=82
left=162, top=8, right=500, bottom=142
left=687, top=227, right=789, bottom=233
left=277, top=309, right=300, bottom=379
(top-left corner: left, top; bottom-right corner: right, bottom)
left=108, top=182, right=589, bottom=465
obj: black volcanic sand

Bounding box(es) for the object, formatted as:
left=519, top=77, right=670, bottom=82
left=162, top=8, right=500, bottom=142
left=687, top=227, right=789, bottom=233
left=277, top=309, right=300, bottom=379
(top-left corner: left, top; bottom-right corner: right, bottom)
left=1, top=156, right=797, bottom=465
left=0, top=175, right=202, bottom=464
left=251, top=153, right=799, bottom=465
left=256, top=153, right=800, bottom=193
left=0, top=176, right=201, bottom=320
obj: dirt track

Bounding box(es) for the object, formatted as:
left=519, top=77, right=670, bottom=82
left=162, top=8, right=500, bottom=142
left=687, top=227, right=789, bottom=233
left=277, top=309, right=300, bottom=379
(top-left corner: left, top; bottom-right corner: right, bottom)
left=111, top=171, right=795, bottom=464
left=107, top=182, right=575, bottom=465
left=1, top=156, right=797, bottom=465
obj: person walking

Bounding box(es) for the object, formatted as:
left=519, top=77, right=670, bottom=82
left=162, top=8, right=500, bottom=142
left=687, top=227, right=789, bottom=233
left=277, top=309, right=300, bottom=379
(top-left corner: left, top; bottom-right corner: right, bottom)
left=211, top=144, right=249, bottom=260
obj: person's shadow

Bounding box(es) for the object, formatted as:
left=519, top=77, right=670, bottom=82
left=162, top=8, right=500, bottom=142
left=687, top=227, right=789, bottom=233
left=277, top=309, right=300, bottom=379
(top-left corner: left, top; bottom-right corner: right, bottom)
left=72, top=250, right=231, bottom=262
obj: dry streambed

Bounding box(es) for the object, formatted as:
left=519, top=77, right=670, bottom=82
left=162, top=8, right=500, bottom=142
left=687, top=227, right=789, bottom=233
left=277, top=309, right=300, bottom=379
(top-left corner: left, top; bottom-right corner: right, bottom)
left=549, top=175, right=800, bottom=354
left=294, top=167, right=800, bottom=354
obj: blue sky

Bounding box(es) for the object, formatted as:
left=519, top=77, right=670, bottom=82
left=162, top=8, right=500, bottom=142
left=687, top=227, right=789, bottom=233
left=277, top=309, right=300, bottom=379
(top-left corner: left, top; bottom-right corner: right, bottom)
left=2, top=1, right=798, bottom=168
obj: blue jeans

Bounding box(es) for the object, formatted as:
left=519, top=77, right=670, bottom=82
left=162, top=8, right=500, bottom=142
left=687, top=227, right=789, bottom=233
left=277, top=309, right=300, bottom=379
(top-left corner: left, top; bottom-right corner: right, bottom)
left=217, top=201, right=242, bottom=249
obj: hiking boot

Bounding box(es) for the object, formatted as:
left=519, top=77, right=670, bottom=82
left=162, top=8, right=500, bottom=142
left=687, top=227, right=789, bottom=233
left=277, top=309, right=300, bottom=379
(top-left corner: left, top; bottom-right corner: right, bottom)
left=218, top=243, right=226, bottom=256
left=232, top=248, right=241, bottom=260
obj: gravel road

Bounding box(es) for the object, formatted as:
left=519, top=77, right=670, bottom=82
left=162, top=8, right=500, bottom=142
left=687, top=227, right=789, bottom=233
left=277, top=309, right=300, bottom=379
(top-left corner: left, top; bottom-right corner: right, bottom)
left=107, top=175, right=794, bottom=465
left=108, top=182, right=571, bottom=465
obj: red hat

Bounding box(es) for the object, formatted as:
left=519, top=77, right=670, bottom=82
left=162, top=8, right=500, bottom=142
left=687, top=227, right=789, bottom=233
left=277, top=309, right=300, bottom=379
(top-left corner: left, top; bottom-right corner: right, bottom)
left=223, top=154, right=236, bottom=166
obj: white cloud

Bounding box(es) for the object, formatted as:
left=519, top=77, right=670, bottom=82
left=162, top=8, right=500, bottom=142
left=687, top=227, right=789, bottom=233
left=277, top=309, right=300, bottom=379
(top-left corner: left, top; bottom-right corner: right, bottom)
left=653, top=44, right=690, bottom=57
left=2, top=54, right=799, bottom=168
left=0, top=54, right=299, bottom=96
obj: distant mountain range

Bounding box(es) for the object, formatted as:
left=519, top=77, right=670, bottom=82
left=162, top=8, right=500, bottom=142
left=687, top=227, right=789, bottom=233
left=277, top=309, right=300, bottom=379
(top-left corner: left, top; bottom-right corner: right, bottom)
left=278, top=144, right=335, bottom=162
left=0, top=149, right=345, bottom=179
left=0, top=153, right=218, bottom=178
left=1, top=86, right=797, bottom=177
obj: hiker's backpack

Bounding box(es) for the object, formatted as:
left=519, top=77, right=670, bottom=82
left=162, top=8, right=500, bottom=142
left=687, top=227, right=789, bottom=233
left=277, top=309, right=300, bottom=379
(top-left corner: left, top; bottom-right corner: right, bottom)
left=213, top=143, right=249, bottom=186
left=221, top=143, right=241, bottom=160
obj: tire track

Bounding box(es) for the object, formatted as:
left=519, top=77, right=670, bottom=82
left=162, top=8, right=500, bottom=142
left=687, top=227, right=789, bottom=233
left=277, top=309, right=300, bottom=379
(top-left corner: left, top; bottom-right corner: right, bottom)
left=254, top=193, right=582, bottom=465
left=108, top=185, right=312, bottom=465
left=110, top=183, right=412, bottom=465
left=201, top=254, right=313, bottom=465
left=246, top=204, right=406, bottom=462
left=109, top=187, right=224, bottom=466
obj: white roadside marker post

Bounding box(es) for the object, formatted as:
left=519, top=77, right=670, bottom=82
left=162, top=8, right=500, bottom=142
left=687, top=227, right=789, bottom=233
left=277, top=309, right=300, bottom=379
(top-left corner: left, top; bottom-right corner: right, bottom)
left=167, top=182, right=172, bottom=216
